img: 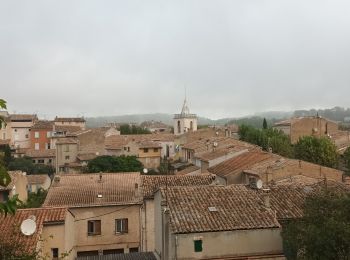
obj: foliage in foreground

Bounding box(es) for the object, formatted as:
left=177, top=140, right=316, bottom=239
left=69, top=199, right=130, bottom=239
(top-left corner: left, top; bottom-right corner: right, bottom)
left=282, top=189, right=350, bottom=260
left=19, top=189, right=47, bottom=209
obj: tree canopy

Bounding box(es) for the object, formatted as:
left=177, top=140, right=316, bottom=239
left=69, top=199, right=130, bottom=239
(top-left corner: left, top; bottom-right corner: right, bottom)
left=282, top=188, right=350, bottom=259
left=294, top=136, right=338, bottom=168
left=238, top=124, right=293, bottom=157
left=86, top=155, right=143, bottom=173
left=119, top=124, right=151, bottom=135
left=8, top=157, right=55, bottom=175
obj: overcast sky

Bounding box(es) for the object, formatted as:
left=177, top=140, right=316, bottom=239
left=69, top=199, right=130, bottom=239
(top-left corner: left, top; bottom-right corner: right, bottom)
left=1, top=1, right=350, bottom=119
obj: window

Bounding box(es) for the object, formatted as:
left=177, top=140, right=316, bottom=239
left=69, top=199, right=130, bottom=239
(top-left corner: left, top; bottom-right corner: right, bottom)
left=87, top=220, right=101, bottom=235
left=52, top=248, right=59, bottom=259
left=127, top=147, right=130, bottom=152
left=153, top=148, right=158, bottom=152
left=25, top=134, right=29, bottom=139
left=34, top=132, right=39, bottom=138
left=46, top=143, right=51, bottom=149
left=190, top=121, right=193, bottom=130
left=32, top=160, right=36, bottom=164
left=47, top=131, right=51, bottom=138
left=124, top=147, right=127, bottom=151
left=48, top=159, right=52, bottom=164
left=64, top=145, right=69, bottom=152
left=177, top=121, right=181, bottom=133
left=194, top=239, right=203, bottom=252
left=129, top=247, right=139, bottom=253
left=38, top=159, right=44, bottom=164
left=143, top=148, right=148, bottom=153
left=65, top=155, right=70, bottom=160
left=115, top=218, right=128, bottom=234
left=103, top=249, right=124, bottom=255
left=35, top=143, right=39, bottom=150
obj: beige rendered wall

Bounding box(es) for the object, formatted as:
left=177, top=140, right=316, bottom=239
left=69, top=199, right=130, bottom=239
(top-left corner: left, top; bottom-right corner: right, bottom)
left=170, top=228, right=284, bottom=260
left=11, top=172, right=28, bottom=202
left=70, top=205, right=141, bottom=253
left=42, top=224, right=67, bottom=259
left=143, top=199, right=156, bottom=252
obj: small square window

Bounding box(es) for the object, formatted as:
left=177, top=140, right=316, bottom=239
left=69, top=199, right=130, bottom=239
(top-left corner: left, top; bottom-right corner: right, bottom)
left=34, top=132, right=39, bottom=138
left=35, top=143, right=40, bottom=150
left=38, top=159, right=44, bottom=164
left=153, top=148, right=158, bottom=152
left=65, top=155, right=70, bottom=160
left=88, top=220, right=101, bottom=235
left=194, top=239, right=202, bottom=252
left=144, top=148, right=148, bottom=153
left=25, top=134, right=29, bottom=139
left=115, top=218, right=128, bottom=234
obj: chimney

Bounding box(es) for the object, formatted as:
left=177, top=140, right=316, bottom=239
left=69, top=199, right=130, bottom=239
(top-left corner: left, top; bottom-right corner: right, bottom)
left=262, top=188, right=271, bottom=208
left=98, top=172, right=102, bottom=182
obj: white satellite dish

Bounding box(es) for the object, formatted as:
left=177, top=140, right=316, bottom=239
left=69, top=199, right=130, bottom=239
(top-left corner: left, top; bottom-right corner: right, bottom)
left=256, top=179, right=263, bottom=189
left=20, top=216, right=37, bottom=236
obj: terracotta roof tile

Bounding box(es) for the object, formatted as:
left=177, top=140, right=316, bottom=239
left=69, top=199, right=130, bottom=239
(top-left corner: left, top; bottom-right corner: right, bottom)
left=0, top=207, right=66, bottom=254
left=31, top=120, right=54, bottom=130
left=27, top=174, right=50, bottom=185
left=105, top=134, right=174, bottom=150
left=43, top=173, right=142, bottom=207
left=56, top=137, right=78, bottom=144
left=175, top=165, right=201, bottom=175
left=141, top=174, right=215, bottom=198
left=9, top=114, right=37, bottom=121
left=54, top=125, right=82, bottom=133
left=208, top=150, right=275, bottom=178
left=54, top=117, right=85, bottom=122
left=163, top=185, right=280, bottom=234
left=25, top=149, right=56, bottom=158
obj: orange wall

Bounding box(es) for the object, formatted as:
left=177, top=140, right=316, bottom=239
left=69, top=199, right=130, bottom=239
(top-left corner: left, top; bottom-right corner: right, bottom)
left=30, top=129, right=51, bottom=150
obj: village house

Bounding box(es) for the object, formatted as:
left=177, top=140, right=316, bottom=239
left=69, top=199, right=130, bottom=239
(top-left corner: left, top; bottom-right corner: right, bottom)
left=55, top=137, right=80, bottom=173
left=154, top=185, right=284, bottom=260
left=0, top=207, right=75, bottom=259
left=25, top=149, right=56, bottom=167
left=0, top=171, right=28, bottom=202
left=208, top=149, right=344, bottom=185
left=54, top=117, right=86, bottom=130
left=26, top=174, right=51, bottom=193
left=43, top=173, right=143, bottom=257
left=140, top=174, right=215, bottom=252
left=273, top=116, right=339, bottom=144
left=140, top=121, right=170, bottom=133
left=30, top=120, right=54, bottom=151
left=181, top=136, right=257, bottom=172
left=0, top=114, right=38, bottom=150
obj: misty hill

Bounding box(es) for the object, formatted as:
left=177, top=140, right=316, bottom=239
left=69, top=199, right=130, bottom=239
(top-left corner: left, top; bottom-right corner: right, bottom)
left=86, top=113, right=224, bottom=128
left=86, top=107, right=350, bottom=128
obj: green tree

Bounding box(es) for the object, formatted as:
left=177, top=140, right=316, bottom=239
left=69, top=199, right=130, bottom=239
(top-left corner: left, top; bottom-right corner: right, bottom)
left=343, top=147, right=350, bottom=173
left=282, top=188, right=350, bottom=259
left=86, top=155, right=143, bottom=173
left=263, top=118, right=268, bottom=129
left=294, top=136, right=338, bottom=168
left=19, top=188, right=47, bottom=209
left=8, top=157, right=54, bottom=175
left=238, top=124, right=293, bottom=157
left=119, top=124, right=151, bottom=135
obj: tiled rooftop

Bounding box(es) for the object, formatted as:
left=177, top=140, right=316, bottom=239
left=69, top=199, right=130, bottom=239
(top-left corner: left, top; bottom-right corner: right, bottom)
left=54, top=117, right=85, bottom=122
left=31, top=120, right=53, bottom=130
left=175, top=165, right=201, bottom=175
left=8, top=114, right=37, bottom=121
left=27, top=174, right=50, bottom=185
left=105, top=134, right=174, bottom=150
left=208, top=149, right=276, bottom=178
left=0, top=207, right=66, bottom=254
left=43, top=173, right=142, bottom=207
left=163, top=185, right=280, bottom=234
left=141, top=174, right=215, bottom=198
left=25, top=149, right=56, bottom=158
left=55, top=137, right=78, bottom=144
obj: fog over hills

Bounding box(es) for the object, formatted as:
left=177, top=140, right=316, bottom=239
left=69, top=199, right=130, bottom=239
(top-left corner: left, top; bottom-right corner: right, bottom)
left=86, top=107, right=350, bottom=128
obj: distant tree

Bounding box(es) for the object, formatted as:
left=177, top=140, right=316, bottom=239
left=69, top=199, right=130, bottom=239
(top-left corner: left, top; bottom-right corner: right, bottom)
left=86, top=155, right=143, bottom=173
left=294, top=136, right=338, bottom=168
left=282, top=188, right=350, bottom=259
left=0, top=145, right=12, bottom=167
left=7, top=157, right=54, bottom=175
left=8, top=157, right=34, bottom=174
left=119, top=124, right=151, bottom=135
left=263, top=118, right=268, bottom=129
left=238, top=124, right=293, bottom=157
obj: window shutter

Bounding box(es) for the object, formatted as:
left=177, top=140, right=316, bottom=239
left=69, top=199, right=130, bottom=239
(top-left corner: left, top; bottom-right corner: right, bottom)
left=124, top=219, right=128, bottom=233
left=194, top=240, right=203, bottom=252
left=95, top=220, right=101, bottom=234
